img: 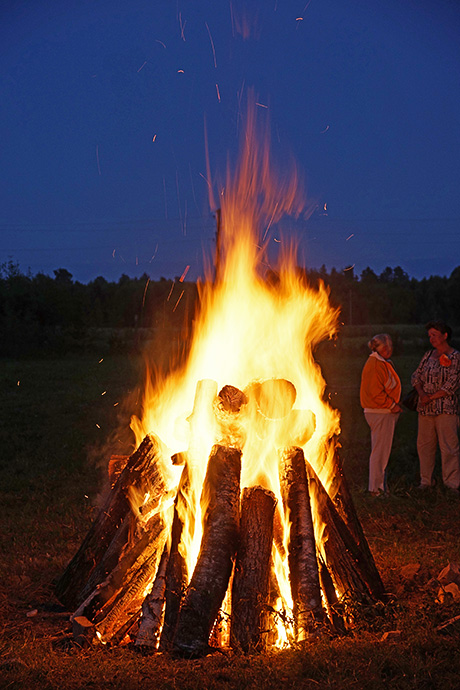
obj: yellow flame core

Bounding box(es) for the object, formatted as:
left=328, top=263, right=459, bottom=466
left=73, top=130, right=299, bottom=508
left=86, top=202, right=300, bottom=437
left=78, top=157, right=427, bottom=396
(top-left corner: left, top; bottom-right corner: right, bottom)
left=130, top=102, right=341, bottom=642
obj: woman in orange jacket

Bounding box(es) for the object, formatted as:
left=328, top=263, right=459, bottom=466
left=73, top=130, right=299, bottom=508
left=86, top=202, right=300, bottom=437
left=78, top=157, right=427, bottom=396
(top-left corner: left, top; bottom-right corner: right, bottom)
left=360, top=333, right=402, bottom=496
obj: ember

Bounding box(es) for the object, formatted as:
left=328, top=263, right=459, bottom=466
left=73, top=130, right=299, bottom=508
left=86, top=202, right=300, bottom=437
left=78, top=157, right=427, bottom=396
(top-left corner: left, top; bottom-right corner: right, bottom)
left=56, top=98, right=384, bottom=655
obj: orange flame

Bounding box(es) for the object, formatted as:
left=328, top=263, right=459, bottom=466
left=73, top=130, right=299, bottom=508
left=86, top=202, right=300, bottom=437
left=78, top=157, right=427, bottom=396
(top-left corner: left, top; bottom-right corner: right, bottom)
left=130, top=96, right=341, bottom=644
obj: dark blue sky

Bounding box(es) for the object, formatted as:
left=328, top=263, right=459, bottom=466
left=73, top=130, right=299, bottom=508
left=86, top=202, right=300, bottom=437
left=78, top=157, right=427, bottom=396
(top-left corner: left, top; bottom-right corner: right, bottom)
left=1, top=0, right=460, bottom=283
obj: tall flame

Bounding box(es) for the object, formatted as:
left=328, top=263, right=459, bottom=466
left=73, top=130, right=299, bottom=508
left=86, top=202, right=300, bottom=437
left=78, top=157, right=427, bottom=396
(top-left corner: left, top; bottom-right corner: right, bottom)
left=130, top=98, right=341, bottom=640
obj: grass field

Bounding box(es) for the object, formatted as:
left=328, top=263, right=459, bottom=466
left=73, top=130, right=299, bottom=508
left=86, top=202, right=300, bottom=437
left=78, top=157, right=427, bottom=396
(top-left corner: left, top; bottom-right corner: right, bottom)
left=1, top=331, right=460, bottom=689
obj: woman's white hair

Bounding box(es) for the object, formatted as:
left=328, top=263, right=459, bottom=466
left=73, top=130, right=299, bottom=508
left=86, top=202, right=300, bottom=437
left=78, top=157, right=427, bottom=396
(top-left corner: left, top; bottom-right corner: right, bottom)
left=368, top=333, right=392, bottom=352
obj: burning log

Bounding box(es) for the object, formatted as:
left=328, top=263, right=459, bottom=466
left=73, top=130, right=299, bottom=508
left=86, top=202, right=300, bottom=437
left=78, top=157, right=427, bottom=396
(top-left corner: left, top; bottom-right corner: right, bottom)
left=328, top=449, right=385, bottom=600
left=55, top=434, right=165, bottom=610
left=305, top=459, right=384, bottom=603
left=172, top=444, right=242, bottom=658
left=73, top=498, right=169, bottom=644
left=230, top=486, right=277, bottom=652
left=135, top=545, right=169, bottom=649
left=279, top=447, right=325, bottom=640
left=158, top=464, right=191, bottom=650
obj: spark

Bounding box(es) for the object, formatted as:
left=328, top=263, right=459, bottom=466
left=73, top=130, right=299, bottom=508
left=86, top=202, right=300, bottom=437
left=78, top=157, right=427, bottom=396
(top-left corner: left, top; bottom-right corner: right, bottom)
left=215, top=83, right=221, bottom=102
left=167, top=282, right=175, bottom=301
left=262, top=202, right=279, bottom=241
left=256, top=102, right=268, bottom=109
left=149, top=243, right=159, bottom=263
left=179, top=265, right=190, bottom=282
left=152, top=134, right=157, bottom=142
left=172, top=290, right=185, bottom=312
left=142, top=277, right=150, bottom=308
left=274, top=237, right=281, bottom=243
left=344, top=264, right=355, bottom=271
left=205, top=22, right=217, bottom=68
left=199, top=172, right=212, bottom=190
left=137, top=61, right=147, bottom=73
left=177, top=69, right=185, bottom=74
left=99, top=359, right=104, bottom=363
left=96, top=424, right=101, bottom=429
left=101, top=391, right=107, bottom=395
left=113, top=402, right=119, bottom=407
left=296, top=17, right=303, bottom=21
left=96, top=145, right=101, bottom=176
left=320, top=125, right=330, bottom=133
left=112, top=249, right=116, bottom=258
left=136, top=256, right=139, bottom=266
left=84, top=495, right=89, bottom=499
left=17, top=380, right=20, bottom=386
left=346, top=234, right=355, bottom=241
left=179, top=12, right=186, bottom=41
left=155, top=39, right=166, bottom=49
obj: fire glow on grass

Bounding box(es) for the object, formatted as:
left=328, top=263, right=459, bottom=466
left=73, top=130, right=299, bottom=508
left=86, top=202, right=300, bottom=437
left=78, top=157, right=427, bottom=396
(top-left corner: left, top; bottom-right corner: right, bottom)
left=130, top=101, right=342, bottom=646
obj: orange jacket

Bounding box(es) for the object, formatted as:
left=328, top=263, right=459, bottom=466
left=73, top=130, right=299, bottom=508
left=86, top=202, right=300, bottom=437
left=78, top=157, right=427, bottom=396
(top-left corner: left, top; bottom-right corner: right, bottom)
left=360, top=353, right=401, bottom=410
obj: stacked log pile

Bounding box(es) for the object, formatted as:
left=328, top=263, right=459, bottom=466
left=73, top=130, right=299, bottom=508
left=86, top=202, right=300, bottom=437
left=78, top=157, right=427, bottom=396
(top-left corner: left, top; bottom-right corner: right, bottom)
left=56, top=378, right=385, bottom=655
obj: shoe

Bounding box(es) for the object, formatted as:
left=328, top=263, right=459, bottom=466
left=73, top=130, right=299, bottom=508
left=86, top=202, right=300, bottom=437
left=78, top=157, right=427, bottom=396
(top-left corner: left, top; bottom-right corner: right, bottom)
left=369, top=490, right=388, bottom=498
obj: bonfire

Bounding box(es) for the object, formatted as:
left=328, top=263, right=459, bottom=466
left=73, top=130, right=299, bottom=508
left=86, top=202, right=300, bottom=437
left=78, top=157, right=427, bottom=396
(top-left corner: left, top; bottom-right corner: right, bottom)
left=55, top=100, right=384, bottom=656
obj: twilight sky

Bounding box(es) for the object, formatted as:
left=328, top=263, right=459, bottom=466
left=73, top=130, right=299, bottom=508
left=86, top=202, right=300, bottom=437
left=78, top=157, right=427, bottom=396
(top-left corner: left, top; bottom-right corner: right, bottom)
left=1, top=0, right=460, bottom=283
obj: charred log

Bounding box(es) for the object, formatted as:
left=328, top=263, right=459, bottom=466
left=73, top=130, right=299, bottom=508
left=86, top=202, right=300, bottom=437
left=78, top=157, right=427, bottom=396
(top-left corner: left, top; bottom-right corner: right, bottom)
left=305, top=459, right=384, bottom=603
left=74, top=508, right=169, bottom=644
left=55, top=435, right=165, bottom=610
left=158, top=464, right=192, bottom=650
left=328, top=449, right=385, bottom=599
left=135, top=545, right=169, bottom=649
left=230, top=486, right=277, bottom=652
left=172, top=444, right=242, bottom=658
left=279, top=447, right=325, bottom=640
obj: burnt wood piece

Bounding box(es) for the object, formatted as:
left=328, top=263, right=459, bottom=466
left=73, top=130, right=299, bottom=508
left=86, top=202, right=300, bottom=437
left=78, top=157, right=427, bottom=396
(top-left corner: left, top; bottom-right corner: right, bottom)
left=158, top=465, right=192, bottom=650
left=77, top=509, right=169, bottom=644
left=172, top=444, right=242, bottom=658
left=305, top=459, right=385, bottom=603
left=55, top=435, right=165, bottom=610
left=279, top=447, right=325, bottom=640
left=317, top=553, right=347, bottom=634
left=135, top=545, right=169, bottom=649
left=328, top=449, right=385, bottom=599
left=230, top=486, right=277, bottom=652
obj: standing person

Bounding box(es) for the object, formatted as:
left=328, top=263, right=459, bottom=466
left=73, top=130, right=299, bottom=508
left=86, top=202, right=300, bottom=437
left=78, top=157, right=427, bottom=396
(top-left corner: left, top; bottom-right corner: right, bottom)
left=360, top=334, right=402, bottom=496
left=411, top=320, right=460, bottom=493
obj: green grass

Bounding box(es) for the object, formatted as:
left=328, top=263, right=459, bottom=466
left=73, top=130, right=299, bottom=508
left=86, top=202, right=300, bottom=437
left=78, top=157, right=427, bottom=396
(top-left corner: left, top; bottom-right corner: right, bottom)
left=1, top=337, right=460, bottom=689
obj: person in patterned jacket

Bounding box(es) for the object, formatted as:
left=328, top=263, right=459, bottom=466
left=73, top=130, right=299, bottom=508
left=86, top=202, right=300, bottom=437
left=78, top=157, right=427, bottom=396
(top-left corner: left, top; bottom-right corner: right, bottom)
left=411, top=320, right=460, bottom=493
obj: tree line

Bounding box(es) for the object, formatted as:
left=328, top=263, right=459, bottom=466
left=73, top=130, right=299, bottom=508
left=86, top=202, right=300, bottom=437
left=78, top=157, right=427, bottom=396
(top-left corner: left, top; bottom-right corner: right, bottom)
left=1, top=259, right=459, bottom=355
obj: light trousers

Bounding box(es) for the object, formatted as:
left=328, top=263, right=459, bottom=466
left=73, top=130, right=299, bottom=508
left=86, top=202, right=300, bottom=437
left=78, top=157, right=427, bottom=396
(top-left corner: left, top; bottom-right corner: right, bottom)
left=364, top=411, right=399, bottom=493
left=417, top=414, right=460, bottom=490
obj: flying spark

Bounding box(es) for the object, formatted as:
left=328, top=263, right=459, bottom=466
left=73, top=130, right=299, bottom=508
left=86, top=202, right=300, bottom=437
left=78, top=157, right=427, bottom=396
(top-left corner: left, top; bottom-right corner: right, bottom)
left=155, top=40, right=166, bottom=49
left=173, top=290, right=185, bottom=312
left=320, top=125, right=330, bottom=133
left=216, top=83, right=221, bottom=101
left=152, top=134, right=157, bottom=142
left=179, top=12, right=186, bottom=41
left=205, top=22, right=217, bottom=68
left=179, top=265, right=190, bottom=282
left=256, top=102, right=268, bottom=109
left=346, top=234, right=355, bottom=241
left=137, top=61, right=147, bottom=72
